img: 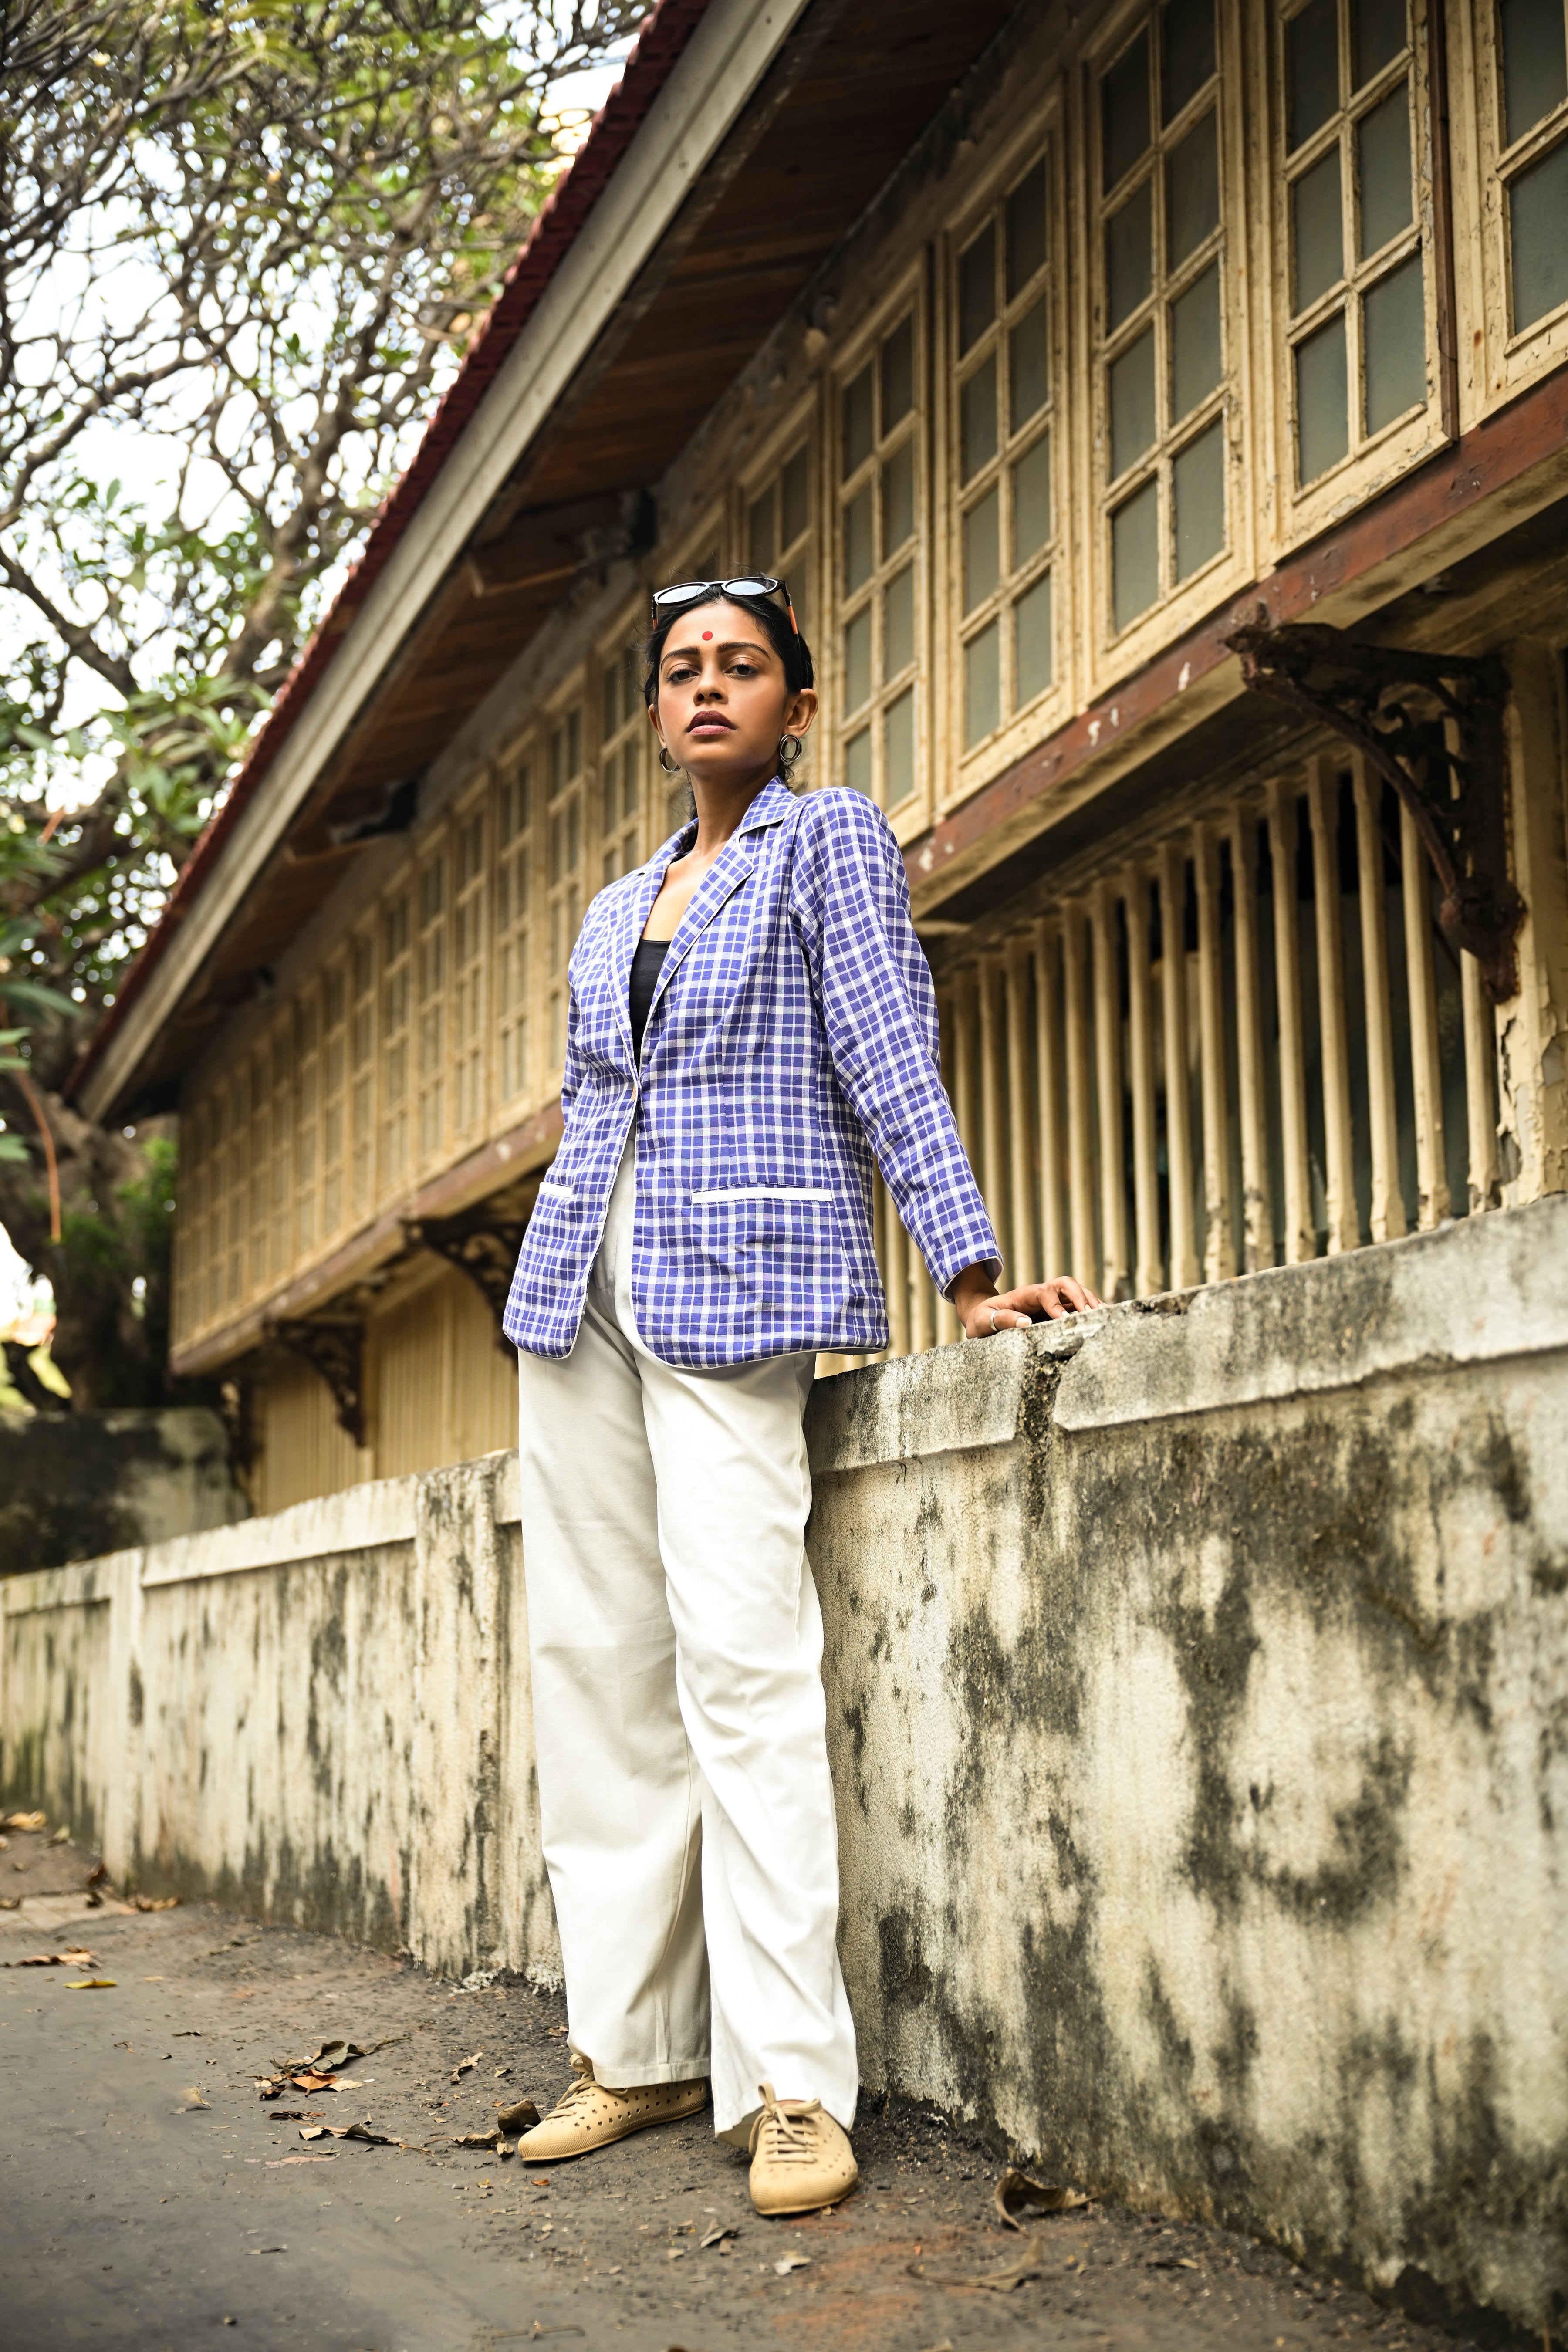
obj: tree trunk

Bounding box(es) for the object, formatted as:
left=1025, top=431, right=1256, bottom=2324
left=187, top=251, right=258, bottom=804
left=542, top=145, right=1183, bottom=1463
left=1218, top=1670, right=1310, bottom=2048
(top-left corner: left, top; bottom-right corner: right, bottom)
left=0, top=1077, right=182, bottom=1409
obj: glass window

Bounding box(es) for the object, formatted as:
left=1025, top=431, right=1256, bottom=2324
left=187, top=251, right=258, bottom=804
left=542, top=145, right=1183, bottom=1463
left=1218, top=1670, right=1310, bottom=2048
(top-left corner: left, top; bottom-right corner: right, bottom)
left=838, top=309, right=924, bottom=807
left=953, top=152, right=1058, bottom=746
left=496, top=761, right=534, bottom=1106
left=1279, top=0, right=1428, bottom=487
left=1494, top=1, right=1568, bottom=335
left=598, top=642, right=646, bottom=885
left=1095, top=7, right=1228, bottom=636
left=545, top=709, right=584, bottom=1070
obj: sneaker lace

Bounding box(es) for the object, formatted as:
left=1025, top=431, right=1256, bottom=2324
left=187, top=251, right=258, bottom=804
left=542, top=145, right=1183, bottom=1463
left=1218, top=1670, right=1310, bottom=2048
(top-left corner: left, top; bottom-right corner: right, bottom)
left=549, top=2051, right=603, bottom=2119
left=753, top=2080, right=824, bottom=2164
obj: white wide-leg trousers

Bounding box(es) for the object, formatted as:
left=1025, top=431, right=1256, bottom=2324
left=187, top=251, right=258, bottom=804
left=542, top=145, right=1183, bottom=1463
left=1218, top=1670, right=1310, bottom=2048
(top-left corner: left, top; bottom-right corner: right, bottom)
left=514, top=1140, right=859, bottom=2138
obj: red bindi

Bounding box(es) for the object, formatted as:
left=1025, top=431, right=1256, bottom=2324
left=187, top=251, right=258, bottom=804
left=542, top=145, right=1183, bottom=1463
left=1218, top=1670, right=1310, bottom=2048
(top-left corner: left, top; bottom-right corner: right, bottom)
left=701, top=629, right=713, bottom=640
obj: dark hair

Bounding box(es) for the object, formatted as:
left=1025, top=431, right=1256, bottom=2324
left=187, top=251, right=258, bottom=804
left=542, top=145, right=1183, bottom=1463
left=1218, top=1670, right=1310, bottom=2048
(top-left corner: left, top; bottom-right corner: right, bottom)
left=642, top=583, right=815, bottom=711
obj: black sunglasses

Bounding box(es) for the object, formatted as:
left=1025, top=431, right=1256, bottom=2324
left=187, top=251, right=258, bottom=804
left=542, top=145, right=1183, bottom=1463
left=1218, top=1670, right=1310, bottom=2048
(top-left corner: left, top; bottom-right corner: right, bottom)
left=651, top=575, right=799, bottom=635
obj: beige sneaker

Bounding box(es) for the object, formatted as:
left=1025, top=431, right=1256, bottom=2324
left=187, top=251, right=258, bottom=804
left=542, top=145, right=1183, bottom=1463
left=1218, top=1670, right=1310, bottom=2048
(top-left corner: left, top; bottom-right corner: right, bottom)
left=747, top=2080, right=858, bottom=2215
left=514, top=2051, right=707, bottom=2162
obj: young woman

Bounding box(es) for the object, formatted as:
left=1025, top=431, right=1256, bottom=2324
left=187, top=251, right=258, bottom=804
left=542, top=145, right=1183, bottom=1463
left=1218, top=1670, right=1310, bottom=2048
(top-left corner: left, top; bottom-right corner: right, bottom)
left=502, top=576, right=1099, bottom=2216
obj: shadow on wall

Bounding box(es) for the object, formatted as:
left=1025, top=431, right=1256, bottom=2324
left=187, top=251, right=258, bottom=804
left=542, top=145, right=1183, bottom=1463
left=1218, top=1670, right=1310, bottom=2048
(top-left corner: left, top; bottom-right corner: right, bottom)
left=0, top=1406, right=249, bottom=1575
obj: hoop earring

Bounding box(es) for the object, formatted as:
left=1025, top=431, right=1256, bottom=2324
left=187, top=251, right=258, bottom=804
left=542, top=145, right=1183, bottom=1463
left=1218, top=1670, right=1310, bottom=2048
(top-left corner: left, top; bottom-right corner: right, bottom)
left=777, top=733, right=802, bottom=770
left=658, top=746, right=680, bottom=775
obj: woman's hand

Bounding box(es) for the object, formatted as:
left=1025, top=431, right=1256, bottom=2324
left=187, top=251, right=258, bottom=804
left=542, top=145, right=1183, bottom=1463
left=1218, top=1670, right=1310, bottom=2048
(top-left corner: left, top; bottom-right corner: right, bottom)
left=950, top=1264, right=1103, bottom=1339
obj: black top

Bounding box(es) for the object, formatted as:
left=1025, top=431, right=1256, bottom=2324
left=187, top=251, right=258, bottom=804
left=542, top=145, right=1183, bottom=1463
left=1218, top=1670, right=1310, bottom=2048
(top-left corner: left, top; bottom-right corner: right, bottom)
left=629, top=938, right=671, bottom=1062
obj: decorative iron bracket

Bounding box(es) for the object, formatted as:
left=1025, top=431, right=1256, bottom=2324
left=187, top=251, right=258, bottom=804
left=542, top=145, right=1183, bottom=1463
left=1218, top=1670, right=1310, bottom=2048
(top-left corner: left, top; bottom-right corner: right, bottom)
left=403, top=1204, right=531, bottom=1354
left=1224, top=618, right=1523, bottom=1002
left=267, top=1316, right=366, bottom=1446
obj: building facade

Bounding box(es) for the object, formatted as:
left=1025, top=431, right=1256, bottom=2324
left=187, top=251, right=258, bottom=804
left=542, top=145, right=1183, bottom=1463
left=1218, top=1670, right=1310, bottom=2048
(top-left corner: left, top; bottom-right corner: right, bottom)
left=74, top=0, right=1568, bottom=1514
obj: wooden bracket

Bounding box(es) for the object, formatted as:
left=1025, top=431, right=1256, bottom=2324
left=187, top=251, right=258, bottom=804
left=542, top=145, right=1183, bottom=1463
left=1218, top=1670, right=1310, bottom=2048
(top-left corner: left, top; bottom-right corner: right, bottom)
left=1224, top=618, right=1523, bottom=1002
left=403, top=1204, right=531, bottom=1355
left=267, top=1316, right=366, bottom=1446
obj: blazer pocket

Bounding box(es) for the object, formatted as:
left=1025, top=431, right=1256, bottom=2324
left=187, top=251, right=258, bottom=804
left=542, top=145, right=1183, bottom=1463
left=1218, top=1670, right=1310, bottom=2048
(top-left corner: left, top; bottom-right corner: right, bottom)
left=688, top=1187, right=848, bottom=1314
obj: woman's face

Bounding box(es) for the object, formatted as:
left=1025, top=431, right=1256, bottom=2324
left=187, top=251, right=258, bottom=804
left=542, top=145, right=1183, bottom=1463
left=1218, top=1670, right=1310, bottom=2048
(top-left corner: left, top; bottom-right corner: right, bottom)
left=649, top=599, right=816, bottom=791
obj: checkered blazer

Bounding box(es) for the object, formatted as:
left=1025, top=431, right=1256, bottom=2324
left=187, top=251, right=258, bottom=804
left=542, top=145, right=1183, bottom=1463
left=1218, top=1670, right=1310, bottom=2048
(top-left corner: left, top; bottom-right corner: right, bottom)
left=502, top=777, right=999, bottom=1365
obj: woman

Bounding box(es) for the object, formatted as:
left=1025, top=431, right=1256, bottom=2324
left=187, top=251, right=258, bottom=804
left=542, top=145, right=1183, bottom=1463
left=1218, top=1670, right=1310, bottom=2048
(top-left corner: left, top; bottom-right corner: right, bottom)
left=502, top=575, right=1099, bottom=2217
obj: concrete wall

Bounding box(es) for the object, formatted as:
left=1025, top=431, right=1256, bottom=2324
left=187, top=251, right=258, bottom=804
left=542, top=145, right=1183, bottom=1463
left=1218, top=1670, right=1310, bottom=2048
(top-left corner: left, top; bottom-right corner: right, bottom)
left=0, top=1406, right=248, bottom=1577
left=3, top=1199, right=1565, bottom=2341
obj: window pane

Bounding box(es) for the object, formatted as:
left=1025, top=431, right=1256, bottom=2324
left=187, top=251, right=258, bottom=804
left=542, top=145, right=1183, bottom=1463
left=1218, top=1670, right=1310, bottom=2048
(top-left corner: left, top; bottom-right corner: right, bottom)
left=1109, top=326, right=1158, bottom=476
left=748, top=486, right=775, bottom=572
left=1500, top=0, right=1568, bottom=146
left=964, top=622, right=1001, bottom=745
left=1015, top=571, right=1054, bottom=703
left=1510, top=134, right=1568, bottom=328
left=844, top=484, right=874, bottom=591
left=1103, top=27, right=1152, bottom=190
left=1173, top=418, right=1225, bottom=578
left=884, top=561, right=916, bottom=677
left=844, top=607, right=872, bottom=710
left=882, top=315, right=915, bottom=429
left=1166, top=109, right=1220, bottom=266
left=602, top=665, right=619, bottom=743
left=881, top=437, right=916, bottom=554
left=843, top=364, right=875, bottom=476
left=1012, top=433, right=1052, bottom=563
left=1358, top=81, right=1412, bottom=257
left=1293, top=145, right=1345, bottom=312
left=781, top=445, right=811, bottom=547
left=1106, top=176, right=1154, bottom=331
left=1295, top=311, right=1349, bottom=482
left=1162, top=0, right=1216, bottom=121
left=961, top=351, right=1000, bottom=481
left=1112, top=479, right=1160, bottom=630
left=1171, top=261, right=1222, bottom=417
left=1353, top=0, right=1406, bottom=86
left=1010, top=297, right=1051, bottom=426
left=1362, top=250, right=1425, bottom=430
left=959, top=222, right=997, bottom=355
left=884, top=688, right=916, bottom=808
left=845, top=727, right=872, bottom=797
left=1006, top=162, right=1048, bottom=297
left=963, top=486, right=1002, bottom=613
left=1287, top=0, right=1340, bottom=151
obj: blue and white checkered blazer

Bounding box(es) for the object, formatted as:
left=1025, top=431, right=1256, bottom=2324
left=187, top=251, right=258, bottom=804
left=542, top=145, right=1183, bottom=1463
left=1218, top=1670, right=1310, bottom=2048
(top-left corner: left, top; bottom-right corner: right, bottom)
left=502, top=777, right=1000, bottom=1365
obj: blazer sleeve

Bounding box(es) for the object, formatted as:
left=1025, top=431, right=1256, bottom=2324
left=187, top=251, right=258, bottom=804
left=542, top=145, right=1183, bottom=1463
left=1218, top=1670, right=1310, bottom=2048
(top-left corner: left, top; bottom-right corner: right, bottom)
left=790, top=790, right=1000, bottom=1296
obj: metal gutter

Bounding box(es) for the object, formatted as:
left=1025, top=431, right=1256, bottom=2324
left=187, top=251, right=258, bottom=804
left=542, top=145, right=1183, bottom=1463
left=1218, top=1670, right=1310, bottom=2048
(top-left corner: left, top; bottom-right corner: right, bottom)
left=73, top=0, right=817, bottom=1121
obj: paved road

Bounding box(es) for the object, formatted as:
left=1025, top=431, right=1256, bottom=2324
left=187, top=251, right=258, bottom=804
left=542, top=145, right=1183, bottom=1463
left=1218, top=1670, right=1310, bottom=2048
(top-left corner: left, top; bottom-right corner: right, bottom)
left=0, top=1830, right=1475, bottom=2352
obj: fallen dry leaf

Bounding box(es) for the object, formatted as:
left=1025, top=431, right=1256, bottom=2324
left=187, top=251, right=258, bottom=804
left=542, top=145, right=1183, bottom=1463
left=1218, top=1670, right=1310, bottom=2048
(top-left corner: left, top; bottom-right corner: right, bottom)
left=452, top=2129, right=503, bottom=2150
left=10, top=1949, right=95, bottom=1968
left=773, top=2254, right=811, bottom=2276
left=496, top=2096, right=539, bottom=2134
left=85, top=1862, right=109, bottom=1887
left=179, top=2086, right=211, bottom=2109
left=66, top=1977, right=116, bottom=1990
left=48, top=1825, right=71, bottom=1846
left=291, top=2070, right=338, bottom=2093
left=0, top=1898, right=20, bottom=1912
left=131, top=1894, right=180, bottom=1912
left=908, top=2255, right=1043, bottom=2293
left=994, top=2167, right=1091, bottom=2231
left=1, top=1811, right=45, bottom=1832
left=266, top=2154, right=335, bottom=2166
left=700, top=2223, right=737, bottom=2249
left=452, top=2050, right=482, bottom=2082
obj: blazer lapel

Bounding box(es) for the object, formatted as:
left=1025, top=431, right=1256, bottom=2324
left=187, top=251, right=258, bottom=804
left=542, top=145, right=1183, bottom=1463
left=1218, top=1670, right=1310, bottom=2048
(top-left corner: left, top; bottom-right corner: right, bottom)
left=608, top=834, right=688, bottom=1068
left=649, top=829, right=757, bottom=1015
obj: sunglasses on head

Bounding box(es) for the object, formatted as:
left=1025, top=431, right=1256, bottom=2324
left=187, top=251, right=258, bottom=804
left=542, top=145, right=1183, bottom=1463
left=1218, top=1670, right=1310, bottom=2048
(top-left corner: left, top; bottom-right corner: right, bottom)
left=650, top=575, right=799, bottom=635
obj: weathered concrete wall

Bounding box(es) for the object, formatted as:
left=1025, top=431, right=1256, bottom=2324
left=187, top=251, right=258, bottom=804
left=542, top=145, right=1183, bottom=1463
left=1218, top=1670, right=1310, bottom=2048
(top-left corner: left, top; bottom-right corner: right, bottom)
left=0, top=1405, right=248, bottom=1576
left=3, top=1198, right=1565, bottom=2340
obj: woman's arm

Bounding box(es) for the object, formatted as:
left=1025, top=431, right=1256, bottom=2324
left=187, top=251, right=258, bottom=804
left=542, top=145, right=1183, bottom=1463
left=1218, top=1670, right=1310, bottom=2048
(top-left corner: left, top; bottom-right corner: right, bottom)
left=792, top=791, right=1100, bottom=1336
left=790, top=791, right=1003, bottom=1298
